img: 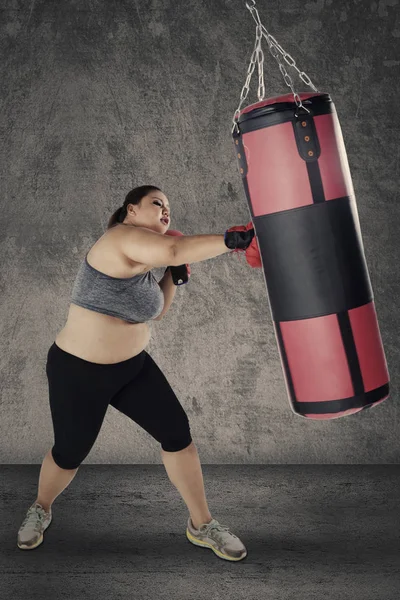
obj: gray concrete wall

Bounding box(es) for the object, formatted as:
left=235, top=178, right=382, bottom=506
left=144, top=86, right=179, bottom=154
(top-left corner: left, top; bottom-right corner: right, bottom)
left=0, top=0, right=398, bottom=464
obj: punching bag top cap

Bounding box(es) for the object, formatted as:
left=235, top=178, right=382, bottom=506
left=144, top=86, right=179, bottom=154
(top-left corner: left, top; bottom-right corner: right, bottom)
left=238, top=92, right=331, bottom=119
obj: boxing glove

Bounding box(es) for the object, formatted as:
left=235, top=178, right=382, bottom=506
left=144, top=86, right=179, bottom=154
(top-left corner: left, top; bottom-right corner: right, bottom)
left=225, top=222, right=262, bottom=268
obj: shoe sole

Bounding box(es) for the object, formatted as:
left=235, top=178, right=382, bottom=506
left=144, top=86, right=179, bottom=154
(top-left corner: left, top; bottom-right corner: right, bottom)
left=186, top=527, right=247, bottom=561
left=17, top=515, right=53, bottom=550
left=17, top=519, right=247, bottom=559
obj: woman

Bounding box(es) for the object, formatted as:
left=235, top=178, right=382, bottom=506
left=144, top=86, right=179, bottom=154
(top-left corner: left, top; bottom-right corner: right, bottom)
left=17, top=185, right=254, bottom=561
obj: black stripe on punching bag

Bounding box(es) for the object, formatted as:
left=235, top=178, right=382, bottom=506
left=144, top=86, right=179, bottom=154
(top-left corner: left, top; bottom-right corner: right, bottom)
left=337, top=311, right=365, bottom=397
left=307, top=162, right=325, bottom=204
left=274, top=321, right=297, bottom=407
left=253, top=197, right=373, bottom=321
left=292, top=384, right=389, bottom=415
left=297, top=114, right=365, bottom=408
left=297, top=116, right=368, bottom=404
left=292, top=114, right=326, bottom=205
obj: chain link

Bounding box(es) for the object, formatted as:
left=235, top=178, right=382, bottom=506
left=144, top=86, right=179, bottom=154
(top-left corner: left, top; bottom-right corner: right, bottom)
left=232, top=0, right=319, bottom=134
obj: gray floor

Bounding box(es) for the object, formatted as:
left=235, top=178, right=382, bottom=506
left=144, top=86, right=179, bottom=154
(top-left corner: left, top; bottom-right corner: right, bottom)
left=2, top=465, right=399, bottom=599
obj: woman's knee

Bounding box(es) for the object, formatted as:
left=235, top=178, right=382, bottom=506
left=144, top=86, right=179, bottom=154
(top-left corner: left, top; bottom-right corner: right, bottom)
left=161, top=435, right=193, bottom=452
left=159, top=415, right=193, bottom=452
left=51, top=446, right=82, bottom=470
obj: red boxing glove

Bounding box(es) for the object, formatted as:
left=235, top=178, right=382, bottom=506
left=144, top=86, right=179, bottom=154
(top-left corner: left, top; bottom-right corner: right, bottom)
left=228, top=222, right=262, bottom=268
left=164, top=229, right=191, bottom=285
left=245, top=234, right=262, bottom=268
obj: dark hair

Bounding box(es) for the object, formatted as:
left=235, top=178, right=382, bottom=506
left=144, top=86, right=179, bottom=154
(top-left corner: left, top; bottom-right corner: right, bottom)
left=107, top=185, right=163, bottom=229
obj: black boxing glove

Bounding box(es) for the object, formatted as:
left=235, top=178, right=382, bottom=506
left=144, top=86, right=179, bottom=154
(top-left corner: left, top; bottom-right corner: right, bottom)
left=224, top=222, right=255, bottom=250
left=164, top=264, right=191, bottom=286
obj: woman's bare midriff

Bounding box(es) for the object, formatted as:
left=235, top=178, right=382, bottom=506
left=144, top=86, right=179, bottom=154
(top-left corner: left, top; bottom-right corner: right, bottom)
left=55, top=224, right=156, bottom=365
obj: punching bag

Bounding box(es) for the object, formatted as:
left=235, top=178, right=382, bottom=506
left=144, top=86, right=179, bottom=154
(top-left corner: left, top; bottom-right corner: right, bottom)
left=232, top=92, right=390, bottom=420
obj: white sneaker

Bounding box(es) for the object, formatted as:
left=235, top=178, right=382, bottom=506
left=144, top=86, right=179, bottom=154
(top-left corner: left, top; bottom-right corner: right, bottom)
left=17, top=502, right=52, bottom=550
left=186, top=517, right=247, bottom=561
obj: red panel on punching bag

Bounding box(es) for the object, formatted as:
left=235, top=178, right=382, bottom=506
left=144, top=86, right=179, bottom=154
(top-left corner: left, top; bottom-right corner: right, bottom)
left=233, top=92, right=390, bottom=420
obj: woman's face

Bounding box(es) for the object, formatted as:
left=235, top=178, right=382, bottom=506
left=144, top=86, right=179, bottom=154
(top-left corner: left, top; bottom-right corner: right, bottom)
left=126, top=192, right=170, bottom=233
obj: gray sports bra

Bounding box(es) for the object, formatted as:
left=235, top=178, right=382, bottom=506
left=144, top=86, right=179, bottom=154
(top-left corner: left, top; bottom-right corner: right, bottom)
left=70, top=252, right=164, bottom=323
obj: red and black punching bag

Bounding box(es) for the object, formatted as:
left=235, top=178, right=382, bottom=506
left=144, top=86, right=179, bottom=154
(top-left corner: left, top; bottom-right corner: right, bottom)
left=232, top=92, right=390, bottom=420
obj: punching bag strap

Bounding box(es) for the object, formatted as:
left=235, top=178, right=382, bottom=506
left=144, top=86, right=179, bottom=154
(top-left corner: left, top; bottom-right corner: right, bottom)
left=232, top=0, right=320, bottom=135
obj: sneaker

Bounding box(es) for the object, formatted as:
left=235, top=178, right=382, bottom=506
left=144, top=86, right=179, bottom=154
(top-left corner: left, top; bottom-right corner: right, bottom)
left=17, top=502, right=52, bottom=550
left=186, top=517, right=247, bottom=561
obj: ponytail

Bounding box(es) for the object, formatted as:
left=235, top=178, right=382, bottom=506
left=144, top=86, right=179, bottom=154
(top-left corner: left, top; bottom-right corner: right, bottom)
left=107, top=206, right=125, bottom=229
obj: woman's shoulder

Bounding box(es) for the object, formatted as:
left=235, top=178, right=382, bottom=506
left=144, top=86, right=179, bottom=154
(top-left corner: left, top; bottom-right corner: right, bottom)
left=88, top=225, right=153, bottom=277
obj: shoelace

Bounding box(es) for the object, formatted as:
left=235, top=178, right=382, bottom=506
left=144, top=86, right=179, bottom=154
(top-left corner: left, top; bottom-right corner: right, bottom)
left=21, top=506, right=47, bottom=533
left=200, top=521, right=238, bottom=542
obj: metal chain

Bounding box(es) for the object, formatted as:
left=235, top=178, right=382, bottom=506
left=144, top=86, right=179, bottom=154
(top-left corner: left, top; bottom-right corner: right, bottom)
left=232, top=0, right=319, bottom=134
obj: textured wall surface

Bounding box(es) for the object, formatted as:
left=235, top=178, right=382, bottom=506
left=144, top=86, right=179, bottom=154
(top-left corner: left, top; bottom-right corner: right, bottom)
left=0, top=0, right=398, bottom=464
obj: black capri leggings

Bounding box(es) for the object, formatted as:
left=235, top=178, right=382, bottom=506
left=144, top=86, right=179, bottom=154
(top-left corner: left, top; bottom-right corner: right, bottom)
left=46, top=342, right=192, bottom=470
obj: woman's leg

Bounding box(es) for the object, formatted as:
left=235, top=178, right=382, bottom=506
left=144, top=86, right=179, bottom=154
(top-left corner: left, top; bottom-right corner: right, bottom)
left=161, top=441, right=212, bottom=529
left=35, top=449, right=79, bottom=512
left=109, top=351, right=213, bottom=528
left=42, top=343, right=124, bottom=510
